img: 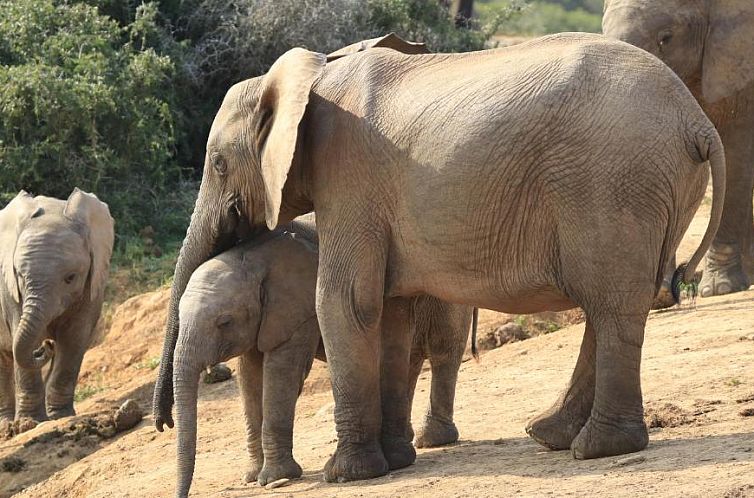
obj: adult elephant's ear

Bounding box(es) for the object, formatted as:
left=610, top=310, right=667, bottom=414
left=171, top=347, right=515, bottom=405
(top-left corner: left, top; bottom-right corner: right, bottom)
left=256, top=48, right=326, bottom=230
left=326, top=33, right=429, bottom=61
left=63, top=189, right=115, bottom=301
left=702, top=0, right=754, bottom=103
left=0, top=191, right=35, bottom=303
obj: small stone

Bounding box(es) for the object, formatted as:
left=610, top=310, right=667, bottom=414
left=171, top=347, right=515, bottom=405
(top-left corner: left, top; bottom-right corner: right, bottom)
left=114, top=399, right=144, bottom=432
left=264, top=478, right=290, bottom=490
left=739, top=407, right=754, bottom=417
left=202, top=363, right=233, bottom=384
left=609, top=455, right=646, bottom=468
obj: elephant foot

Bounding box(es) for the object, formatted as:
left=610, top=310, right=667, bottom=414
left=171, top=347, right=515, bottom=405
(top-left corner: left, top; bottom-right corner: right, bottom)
left=257, top=458, right=302, bottom=486
left=651, top=281, right=676, bottom=310
left=525, top=399, right=591, bottom=451
left=47, top=405, right=75, bottom=420
left=243, top=463, right=262, bottom=483
left=381, top=435, right=416, bottom=470
left=700, top=244, right=750, bottom=297
left=570, top=416, right=648, bottom=460
left=323, top=440, right=389, bottom=483
left=16, top=408, right=48, bottom=423
left=414, top=417, right=459, bottom=448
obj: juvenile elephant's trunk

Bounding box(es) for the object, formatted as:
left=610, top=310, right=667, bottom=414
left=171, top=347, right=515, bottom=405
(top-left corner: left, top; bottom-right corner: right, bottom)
left=13, top=297, right=54, bottom=370
left=173, top=355, right=202, bottom=498
left=153, top=182, right=243, bottom=431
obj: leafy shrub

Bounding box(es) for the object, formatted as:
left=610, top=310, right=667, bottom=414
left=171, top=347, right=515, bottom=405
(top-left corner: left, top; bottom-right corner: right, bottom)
left=0, top=0, right=187, bottom=241
left=477, top=0, right=602, bottom=34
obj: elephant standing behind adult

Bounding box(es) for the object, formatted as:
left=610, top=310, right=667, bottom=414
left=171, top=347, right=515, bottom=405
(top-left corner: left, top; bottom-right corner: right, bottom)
left=0, top=189, right=113, bottom=422
left=603, top=0, right=754, bottom=298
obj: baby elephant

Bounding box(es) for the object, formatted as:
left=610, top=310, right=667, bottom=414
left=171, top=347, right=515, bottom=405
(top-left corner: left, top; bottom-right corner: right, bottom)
left=172, top=221, right=472, bottom=496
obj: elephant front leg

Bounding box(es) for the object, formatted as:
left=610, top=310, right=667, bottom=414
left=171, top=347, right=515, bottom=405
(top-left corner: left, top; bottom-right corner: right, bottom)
left=15, top=366, right=46, bottom=421
left=318, top=254, right=388, bottom=483
left=570, top=308, right=649, bottom=459
left=379, top=298, right=416, bottom=469
left=237, top=350, right=264, bottom=483
left=700, top=118, right=754, bottom=297
left=256, top=337, right=318, bottom=486
left=45, top=337, right=87, bottom=420
left=526, top=320, right=595, bottom=450
left=0, top=352, right=15, bottom=422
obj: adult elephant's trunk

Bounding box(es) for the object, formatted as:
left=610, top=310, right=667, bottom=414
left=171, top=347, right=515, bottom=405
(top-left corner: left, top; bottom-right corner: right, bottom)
left=153, top=182, right=243, bottom=431
left=173, top=354, right=202, bottom=498
left=13, top=297, right=54, bottom=370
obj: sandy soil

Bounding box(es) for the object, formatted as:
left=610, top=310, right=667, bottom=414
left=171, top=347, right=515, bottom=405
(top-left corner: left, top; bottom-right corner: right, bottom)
left=3, top=196, right=754, bottom=497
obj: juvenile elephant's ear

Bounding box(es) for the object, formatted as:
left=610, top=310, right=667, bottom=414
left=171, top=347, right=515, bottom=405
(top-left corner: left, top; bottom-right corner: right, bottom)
left=63, top=189, right=115, bottom=301
left=256, top=235, right=319, bottom=352
left=326, top=33, right=429, bottom=61
left=702, top=0, right=754, bottom=103
left=256, top=48, right=326, bottom=230
left=0, top=191, right=35, bottom=303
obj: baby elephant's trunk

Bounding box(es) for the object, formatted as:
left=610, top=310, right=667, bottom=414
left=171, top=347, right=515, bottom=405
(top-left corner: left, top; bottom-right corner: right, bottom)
left=173, top=358, right=202, bottom=497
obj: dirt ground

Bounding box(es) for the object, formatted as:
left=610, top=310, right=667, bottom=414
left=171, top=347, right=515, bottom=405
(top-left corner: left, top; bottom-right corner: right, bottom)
left=3, top=197, right=754, bottom=497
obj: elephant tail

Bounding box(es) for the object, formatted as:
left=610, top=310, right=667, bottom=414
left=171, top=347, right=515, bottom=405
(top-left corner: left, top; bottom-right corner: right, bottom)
left=672, top=127, right=727, bottom=303
left=470, top=307, right=479, bottom=361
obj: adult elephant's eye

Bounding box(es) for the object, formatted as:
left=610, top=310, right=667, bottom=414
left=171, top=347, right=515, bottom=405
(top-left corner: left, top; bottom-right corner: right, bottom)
left=213, top=155, right=227, bottom=176
left=64, top=273, right=76, bottom=284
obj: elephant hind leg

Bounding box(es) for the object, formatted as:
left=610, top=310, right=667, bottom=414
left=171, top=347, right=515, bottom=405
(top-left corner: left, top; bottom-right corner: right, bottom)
left=570, top=292, right=653, bottom=459
left=0, top=352, right=15, bottom=422
left=526, top=319, right=595, bottom=450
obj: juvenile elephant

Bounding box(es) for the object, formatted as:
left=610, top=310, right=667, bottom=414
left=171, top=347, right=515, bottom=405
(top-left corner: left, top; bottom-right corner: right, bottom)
left=0, top=189, right=114, bottom=422
left=172, top=221, right=471, bottom=496
left=603, top=0, right=754, bottom=298
left=155, top=32, right=725, bottom=481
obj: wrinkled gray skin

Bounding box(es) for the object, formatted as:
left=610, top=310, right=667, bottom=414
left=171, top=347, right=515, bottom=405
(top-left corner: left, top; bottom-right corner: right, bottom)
left=0, top=189, right=113, bottom=422
left=172, top=220, right=471, bottom=497
left=603, top=0, right=754, bottom=301
left=157, top=32, right=726, bottom=482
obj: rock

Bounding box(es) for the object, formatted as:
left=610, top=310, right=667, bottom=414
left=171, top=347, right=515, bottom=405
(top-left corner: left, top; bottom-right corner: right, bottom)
left=479, top=322, right=530, bottom=350
left=114, top=399, right=144, bottom=432
left=739, top=408, right=754, bottom=417
left=609, top=455, right=646, bottom=468
left=265, top=478, right=291, bottom=490
left=202, top=363, right=233, bottom=384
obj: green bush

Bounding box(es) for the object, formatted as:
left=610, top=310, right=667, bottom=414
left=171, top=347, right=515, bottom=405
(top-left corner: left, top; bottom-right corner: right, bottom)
left=0, top=0, right=188, bottom=241
left=477, top=0, right=602, bottom=34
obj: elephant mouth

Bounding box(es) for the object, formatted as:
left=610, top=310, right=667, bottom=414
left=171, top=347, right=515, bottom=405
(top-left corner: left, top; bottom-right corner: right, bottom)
left=33, top=339, right=55, bottom=361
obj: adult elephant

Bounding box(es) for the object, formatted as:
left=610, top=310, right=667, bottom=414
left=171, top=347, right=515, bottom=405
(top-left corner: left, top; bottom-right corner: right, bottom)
left=0, top=189, right=114, bottom=422
left=154, top=33, right=725, bottom=481
left=603, top=0, right=754, bottom=298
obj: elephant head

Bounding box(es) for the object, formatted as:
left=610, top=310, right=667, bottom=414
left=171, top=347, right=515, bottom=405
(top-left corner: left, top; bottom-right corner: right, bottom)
left=154, top=33, right=428, bottom=430
left=172, top=233, right=318, bottom=497
left=0, top=189, right=114, bottom=370
left=602, top=0, right=754, bottom=103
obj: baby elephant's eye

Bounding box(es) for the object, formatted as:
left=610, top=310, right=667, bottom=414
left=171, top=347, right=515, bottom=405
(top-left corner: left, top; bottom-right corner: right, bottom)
left=64, top=273, right=76, bottom=285
left=216, top=315, right=233, bottom=329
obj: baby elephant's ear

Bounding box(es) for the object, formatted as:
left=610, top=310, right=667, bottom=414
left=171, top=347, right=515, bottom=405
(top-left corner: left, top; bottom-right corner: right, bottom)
left=257, top=236, right=319, bottom=353
left=326, top=33, right=429, bottom=61
left=63, top=189, right=115, bottom=301
left=0, top=191, right=35, bottom=303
